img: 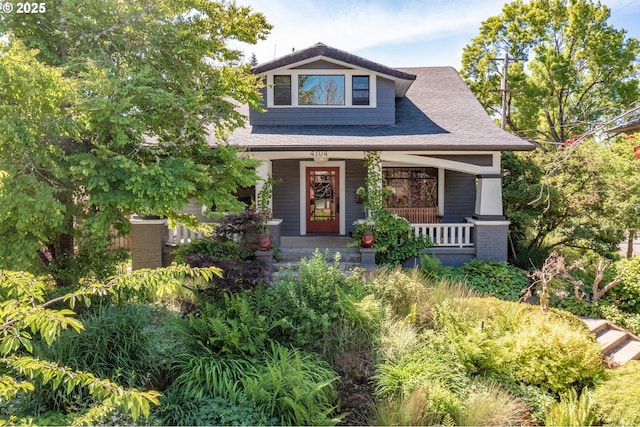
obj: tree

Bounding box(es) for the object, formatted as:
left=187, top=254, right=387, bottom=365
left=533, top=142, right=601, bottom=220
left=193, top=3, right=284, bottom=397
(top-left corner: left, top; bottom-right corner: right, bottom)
left=503, top=141, right=624, bottom=264
left=0, top=1, right=272, bottom=285
left=462, top=0, right=640, bottom=263
left=461, top=0, right=639, bottom=142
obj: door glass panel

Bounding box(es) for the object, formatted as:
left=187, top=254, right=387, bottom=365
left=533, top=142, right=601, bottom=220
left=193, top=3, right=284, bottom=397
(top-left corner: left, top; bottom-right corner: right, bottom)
left=308, top=169, right=336, bottom=223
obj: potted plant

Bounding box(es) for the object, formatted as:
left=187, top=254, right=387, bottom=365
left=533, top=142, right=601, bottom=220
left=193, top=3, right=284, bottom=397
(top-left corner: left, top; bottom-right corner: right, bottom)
left=353, top=216, right=375, bottom=248
left=255, top=175, right=279, bottom=251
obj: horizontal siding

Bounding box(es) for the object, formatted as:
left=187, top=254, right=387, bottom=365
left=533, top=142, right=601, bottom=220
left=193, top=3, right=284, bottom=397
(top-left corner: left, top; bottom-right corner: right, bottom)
left=442, top=170, right=476, bottom=222
left=345, top=159, right=367, bottom=235
left=250, top=77, right=395, bottom=126
left=272, top=160, right=300, bottom=236
left=430, top=154, right=494, bottom=167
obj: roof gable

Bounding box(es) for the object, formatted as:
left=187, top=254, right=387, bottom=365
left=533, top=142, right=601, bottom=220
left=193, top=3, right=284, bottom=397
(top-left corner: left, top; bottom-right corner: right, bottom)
left=251, top=42, right=416, bottom=98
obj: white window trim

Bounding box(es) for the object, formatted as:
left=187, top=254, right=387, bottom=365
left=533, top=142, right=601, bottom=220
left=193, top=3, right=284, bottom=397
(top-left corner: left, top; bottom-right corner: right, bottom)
left=267, top=71, right=377, bottom=109
left=299, top=161, right=346, bottom=235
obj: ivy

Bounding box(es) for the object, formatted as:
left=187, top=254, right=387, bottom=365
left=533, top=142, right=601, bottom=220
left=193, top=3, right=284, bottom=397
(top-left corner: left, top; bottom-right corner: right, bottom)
left=356, top=151, right=432, bottom=266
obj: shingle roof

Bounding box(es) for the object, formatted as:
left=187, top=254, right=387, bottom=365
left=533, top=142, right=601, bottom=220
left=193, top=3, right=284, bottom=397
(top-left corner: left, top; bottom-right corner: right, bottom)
left=607, top=118, right=640, bottom=134
left=251, top=42, right=416, bottom=83
left=227, top=66, right=534, bottom=152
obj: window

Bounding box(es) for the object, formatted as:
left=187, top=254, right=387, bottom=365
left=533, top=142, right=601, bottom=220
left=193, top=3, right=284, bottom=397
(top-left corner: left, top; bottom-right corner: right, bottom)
left=383, top=167, right=438, bottom=208
left=298, top=75, right=345, bottom=105
left=273, top=75, right=291, bottom=105
left=352, top=76, right=370, bottom=105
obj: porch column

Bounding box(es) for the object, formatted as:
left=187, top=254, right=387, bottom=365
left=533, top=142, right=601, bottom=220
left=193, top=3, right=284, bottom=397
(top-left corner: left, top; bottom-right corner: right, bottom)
left=472, top=173, right=509, bottom=262
left=474, top=174, right=504, bottom=219
left=255, top=160, right=272, bottom=212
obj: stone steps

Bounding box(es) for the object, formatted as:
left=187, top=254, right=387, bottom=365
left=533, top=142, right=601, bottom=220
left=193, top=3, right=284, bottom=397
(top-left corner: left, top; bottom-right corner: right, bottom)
left=581, top=317, right=640, bottom=366
left=273, top=247, right=362, bottom=273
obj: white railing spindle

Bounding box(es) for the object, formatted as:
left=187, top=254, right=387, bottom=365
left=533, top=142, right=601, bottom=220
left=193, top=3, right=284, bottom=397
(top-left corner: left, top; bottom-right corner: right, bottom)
left=411, top=223, right=474, bottom=247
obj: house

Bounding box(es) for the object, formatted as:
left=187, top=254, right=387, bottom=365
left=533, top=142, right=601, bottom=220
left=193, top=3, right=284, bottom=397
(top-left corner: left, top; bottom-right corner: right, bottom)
left=223, top=42, right=534, bottom=266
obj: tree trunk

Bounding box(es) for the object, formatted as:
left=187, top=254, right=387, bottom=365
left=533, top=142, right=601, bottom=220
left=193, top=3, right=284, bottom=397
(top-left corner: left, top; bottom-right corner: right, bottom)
left=627, top=230, right=636, bottom=259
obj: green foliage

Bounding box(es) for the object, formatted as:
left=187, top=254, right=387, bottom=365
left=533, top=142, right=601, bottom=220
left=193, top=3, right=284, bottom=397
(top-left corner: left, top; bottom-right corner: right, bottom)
left=591, top=360, right=640, bottom=426
left=456, top=381, right=530, bottom=426
left=448, top=258, right=529, bottom=301
left=434, top=297, right=604, bottom=393
left=355, top=151, right=431, bottom=266
left=0, top=266, right=217, bottom=424
left=242, top=343, right=340, bottom=426
left=610, top=256, right=640, bottom=312
left=596, top=303, right=640, bottom=336
left=0, top=1, right=271, bottom=284
left=462, top=0, right=639, bottom=143
left=545, top=388, right=596, bottom=427
left=153, top=392, right=276, bottom=427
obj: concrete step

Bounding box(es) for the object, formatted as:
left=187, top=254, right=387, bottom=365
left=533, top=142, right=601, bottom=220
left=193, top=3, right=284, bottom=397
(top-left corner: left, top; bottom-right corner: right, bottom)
left=581, top=317, right=610, bottom=335
left=278, top=248, right=361, bottom=263
left=273, top=261, right=361, bottom=272
left=597, top=329, right=630, bottom=355
left=610, top=340, right=640, bottom=365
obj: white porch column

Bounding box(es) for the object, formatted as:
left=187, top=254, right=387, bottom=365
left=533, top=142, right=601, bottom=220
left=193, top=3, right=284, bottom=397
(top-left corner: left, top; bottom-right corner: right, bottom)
left=474, top=174, right=504, bottom=219
left=255, top=160, right=272, bottom=212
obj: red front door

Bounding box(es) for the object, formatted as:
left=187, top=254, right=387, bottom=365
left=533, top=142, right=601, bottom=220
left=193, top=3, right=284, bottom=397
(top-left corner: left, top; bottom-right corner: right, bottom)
left=306, top=167, right=339, bottom=233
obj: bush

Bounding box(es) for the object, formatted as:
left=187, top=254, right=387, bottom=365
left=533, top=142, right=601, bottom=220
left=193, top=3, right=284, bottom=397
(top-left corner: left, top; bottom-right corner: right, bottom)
left=609, top=257, right=640, bottom=312
left=434, top=297, right=604, bottom=394
left=448, top=259, right=529, bottom=301
left=591, top=360, right=640, bottom=426
left=545, top=388, right=596, bottom=427
left=368, top=209, right=432, bottom=266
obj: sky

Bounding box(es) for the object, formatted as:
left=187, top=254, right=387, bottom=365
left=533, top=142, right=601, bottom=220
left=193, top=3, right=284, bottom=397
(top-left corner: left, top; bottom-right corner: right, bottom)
left=235, top=0, right=640, bottom=70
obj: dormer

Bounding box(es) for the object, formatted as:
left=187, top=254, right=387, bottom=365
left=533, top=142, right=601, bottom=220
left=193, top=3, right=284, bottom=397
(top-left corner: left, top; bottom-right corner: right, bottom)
left=249, top=43, right=416, bottom=126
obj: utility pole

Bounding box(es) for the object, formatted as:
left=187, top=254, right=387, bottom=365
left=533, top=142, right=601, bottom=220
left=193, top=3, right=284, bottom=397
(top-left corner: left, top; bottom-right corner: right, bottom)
left=492, top=52, right=515, bottom=130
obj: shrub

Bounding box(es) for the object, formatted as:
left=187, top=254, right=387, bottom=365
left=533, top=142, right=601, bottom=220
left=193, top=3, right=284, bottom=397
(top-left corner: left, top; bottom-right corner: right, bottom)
left=433, top=297, right=604, bottom=394
left=448, top=259, right=529, bottom=301
left=609, top=257, right=640, bottom=312
left=366, top=268, right=432, bottom=324
left=591, top=360, right=640, bottom=426
left=493, top=307, right=604, bottom=393
left=597, top=303, right=640, bottom=336
left=369, top=209, right=432, bottom=266
left=545, top=388, right=596, bottom=427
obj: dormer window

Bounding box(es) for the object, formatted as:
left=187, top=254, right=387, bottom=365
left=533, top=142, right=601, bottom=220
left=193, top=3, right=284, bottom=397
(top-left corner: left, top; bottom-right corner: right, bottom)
left=266, top=71, right=376, bottom=108
left=273, top=75, right=292, bottom=106
left=299, top=75, right=345, bottom=105
left=352, top=76, right=369, bottom=106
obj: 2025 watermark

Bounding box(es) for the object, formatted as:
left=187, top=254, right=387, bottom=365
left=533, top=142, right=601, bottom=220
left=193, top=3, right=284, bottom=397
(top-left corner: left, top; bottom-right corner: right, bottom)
left=0, top=2, right=47, bottom=13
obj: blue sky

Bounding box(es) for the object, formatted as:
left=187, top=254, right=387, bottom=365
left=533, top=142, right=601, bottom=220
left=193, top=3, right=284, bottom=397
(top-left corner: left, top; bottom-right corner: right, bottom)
left=236, top=0, right=640, bottom=70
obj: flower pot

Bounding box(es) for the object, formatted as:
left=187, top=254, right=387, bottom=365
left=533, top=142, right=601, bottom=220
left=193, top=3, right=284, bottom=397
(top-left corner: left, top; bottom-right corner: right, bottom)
left=361, top=233, right=375, bottom=248
left=258, top=234, right=272, bottom=251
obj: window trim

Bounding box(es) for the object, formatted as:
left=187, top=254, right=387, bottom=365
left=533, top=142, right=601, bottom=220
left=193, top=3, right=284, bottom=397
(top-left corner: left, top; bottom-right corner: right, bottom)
left=266, top=70, right=377, bottom=108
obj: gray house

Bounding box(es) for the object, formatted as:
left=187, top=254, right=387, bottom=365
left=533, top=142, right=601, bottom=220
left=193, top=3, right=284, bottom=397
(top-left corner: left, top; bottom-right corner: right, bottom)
left=224, top=43, right=533, bottom=265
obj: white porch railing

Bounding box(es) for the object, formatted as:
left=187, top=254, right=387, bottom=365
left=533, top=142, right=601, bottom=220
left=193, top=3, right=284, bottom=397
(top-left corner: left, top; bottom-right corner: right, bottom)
left=168, top=225, right=205, bottom=245
left=411, top=223, right=474, bottom=247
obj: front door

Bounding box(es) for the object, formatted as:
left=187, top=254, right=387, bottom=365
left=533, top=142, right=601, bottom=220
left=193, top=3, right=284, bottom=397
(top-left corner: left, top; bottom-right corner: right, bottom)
left=306, top=167, right=339, bottom=233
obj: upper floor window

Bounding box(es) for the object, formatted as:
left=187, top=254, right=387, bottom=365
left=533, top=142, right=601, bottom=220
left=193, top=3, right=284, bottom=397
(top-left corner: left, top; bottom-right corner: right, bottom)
left=298, top=75, right=345, bottom=105
left=352, top=76, right=370, bottom=105
left=266, top=71, right=376, bottom=108
left=273, top=75, right=292, bottom=106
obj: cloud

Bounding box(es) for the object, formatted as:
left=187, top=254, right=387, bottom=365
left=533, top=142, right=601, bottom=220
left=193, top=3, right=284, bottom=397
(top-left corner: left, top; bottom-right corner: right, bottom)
left=236, top=0, right=507, bottom=63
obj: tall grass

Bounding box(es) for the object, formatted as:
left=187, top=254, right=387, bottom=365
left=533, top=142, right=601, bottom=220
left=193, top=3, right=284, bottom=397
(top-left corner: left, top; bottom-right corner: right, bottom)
left=457, top=381, right=530, bottom=426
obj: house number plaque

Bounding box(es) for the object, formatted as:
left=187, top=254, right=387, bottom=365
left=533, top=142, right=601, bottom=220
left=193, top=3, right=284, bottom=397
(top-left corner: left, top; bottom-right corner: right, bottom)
left=310, top=151, right=328, bottom=158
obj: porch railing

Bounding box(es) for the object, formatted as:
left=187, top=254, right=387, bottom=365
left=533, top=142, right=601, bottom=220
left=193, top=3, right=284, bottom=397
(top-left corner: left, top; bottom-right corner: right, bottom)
left=411, top=223, right=474, bottom=247
left=168, top=225, right=205, bottom=245
left=386, top=207, right=441, bottom=223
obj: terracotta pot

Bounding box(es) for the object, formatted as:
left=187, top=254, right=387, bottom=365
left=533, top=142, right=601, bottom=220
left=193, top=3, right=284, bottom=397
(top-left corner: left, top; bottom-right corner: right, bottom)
left=361, top=233, right=375, bottom=248
left=258, top=234, right=272, bottom=251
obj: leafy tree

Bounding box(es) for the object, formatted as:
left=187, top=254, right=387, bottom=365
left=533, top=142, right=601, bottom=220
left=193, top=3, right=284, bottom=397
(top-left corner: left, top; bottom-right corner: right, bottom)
left=461, top=0, right=639, bottom=142
left=0, top=1, right=271, bottom=285
left=503, top=140, right=625, bottom=263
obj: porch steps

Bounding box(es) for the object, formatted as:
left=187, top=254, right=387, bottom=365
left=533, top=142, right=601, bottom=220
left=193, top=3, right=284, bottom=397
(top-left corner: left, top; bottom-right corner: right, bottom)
left=273, top=247, right=362, bottom=274
left=580, top=317, right=640, bottom=366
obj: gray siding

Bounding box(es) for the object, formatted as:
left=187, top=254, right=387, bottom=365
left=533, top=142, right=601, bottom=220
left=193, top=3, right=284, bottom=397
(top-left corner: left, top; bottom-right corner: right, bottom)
left=442, top=170, right=476, bottom=222
left=272, top=160, right=300, bottom=236
left=345, top=160, right=367, bottom=235
left=249, top=77, right=395, bottom=126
